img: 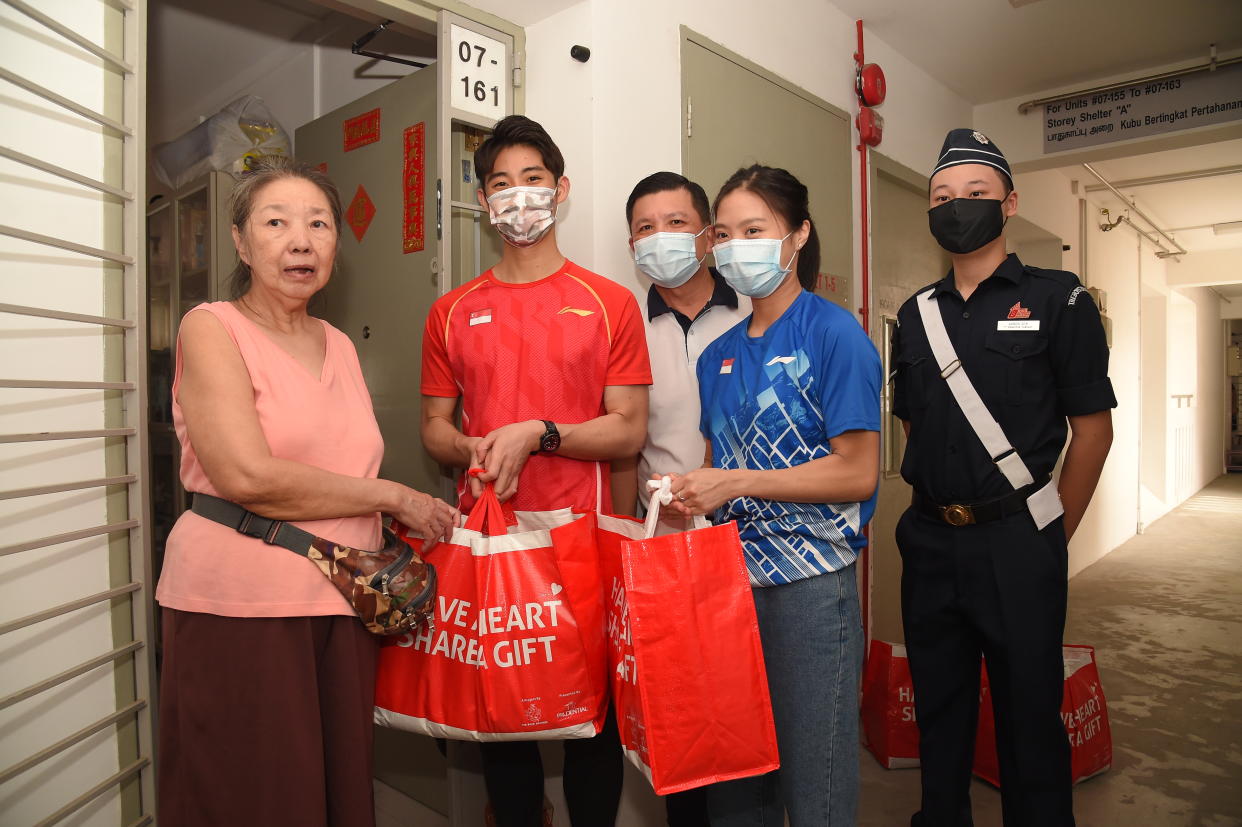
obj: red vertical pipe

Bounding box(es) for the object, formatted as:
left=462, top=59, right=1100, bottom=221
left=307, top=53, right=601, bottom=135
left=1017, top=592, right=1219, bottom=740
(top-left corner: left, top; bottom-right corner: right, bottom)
left=856, top=19, right=871, bottom=338
left=854, top=19, right=873, bottom=651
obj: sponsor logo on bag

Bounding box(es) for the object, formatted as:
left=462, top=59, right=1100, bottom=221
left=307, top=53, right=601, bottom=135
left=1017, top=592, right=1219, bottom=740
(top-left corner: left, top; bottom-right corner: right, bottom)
left=557, top=700, right=590, bottom=719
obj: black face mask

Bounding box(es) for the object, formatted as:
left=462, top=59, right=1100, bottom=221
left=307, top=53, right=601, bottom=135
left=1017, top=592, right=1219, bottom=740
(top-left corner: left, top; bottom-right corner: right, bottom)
left=928, top=198, right=1006, bottom=254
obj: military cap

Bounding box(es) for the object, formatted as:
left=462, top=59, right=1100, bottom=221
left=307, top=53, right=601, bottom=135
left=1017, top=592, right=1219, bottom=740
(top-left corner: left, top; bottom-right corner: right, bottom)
left=932, top=128, right=1013, bottom=187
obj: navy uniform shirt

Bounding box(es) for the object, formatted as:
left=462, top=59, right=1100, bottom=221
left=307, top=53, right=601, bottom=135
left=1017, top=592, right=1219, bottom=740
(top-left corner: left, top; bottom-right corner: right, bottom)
left=892, top=253, right=1116, bottom=503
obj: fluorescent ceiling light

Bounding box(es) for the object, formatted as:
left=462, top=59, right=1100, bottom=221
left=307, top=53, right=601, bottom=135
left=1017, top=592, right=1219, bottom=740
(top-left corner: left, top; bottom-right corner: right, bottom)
left=1213, top=221, right=1242, bottom=235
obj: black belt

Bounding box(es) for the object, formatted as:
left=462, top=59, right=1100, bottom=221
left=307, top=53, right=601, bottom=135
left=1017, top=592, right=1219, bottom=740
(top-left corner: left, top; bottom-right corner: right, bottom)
left=912, top=477, right=1050, bottom=527
left=191, top=493, right=317, bottom=557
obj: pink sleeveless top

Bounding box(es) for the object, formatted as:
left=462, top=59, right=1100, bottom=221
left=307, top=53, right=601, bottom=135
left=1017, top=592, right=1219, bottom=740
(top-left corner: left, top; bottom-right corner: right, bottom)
left=156, top=301, right=384, bottom=617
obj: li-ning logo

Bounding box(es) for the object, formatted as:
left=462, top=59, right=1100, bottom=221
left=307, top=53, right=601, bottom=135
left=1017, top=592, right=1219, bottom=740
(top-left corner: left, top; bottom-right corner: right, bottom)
left=558, top=306, right=594, bottom=317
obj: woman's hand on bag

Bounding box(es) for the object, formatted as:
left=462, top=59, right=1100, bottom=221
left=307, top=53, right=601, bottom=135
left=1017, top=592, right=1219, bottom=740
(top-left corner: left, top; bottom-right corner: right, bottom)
left=394, top=488, right=459, bottom=541
left=669, top=468, right=737, bottom=516
left=650, top=473, right=688, bottom=519
left=475, top=420, right=544, bottom=502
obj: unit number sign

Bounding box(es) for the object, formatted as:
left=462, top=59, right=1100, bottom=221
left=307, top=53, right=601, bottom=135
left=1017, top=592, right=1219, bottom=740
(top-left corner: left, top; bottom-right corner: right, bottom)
left=449, top=24, right=508, bottom=121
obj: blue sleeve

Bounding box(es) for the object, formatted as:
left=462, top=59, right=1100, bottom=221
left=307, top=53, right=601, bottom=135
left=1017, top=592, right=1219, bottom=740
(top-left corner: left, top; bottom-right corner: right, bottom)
left=696, top=347, right=714, bottom=436
left=815, top=311, right=882, bottom=439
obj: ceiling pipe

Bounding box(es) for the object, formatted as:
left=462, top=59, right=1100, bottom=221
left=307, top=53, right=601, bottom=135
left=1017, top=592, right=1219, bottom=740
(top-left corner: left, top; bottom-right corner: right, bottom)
left=1017, top=54, right=1242, bottom=114
left=1082, top=163, right=1187, bottom=259
left=1083, top=164, right=1242, bottom=192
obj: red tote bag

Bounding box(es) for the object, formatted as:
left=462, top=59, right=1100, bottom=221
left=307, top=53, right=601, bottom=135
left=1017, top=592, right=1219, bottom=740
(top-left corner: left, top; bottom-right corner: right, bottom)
left=974, top=645, right=1113, bottom=786
left=860, top=640, right=921, bottom=769
left=596, top=481, right=780, bottom=794
left=374, top=483, right=607, bottom=741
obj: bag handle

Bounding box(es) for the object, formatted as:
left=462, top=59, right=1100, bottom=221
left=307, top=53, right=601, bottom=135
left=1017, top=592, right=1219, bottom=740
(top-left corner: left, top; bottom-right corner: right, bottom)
left=644, top=476, right=710, bottom=538
left=464, top=469, right=511, bottom=537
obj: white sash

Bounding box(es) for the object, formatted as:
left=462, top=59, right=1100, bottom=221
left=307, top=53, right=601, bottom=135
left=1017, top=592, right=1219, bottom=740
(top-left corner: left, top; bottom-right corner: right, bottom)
left=915, top=289, right=1063, bottom=530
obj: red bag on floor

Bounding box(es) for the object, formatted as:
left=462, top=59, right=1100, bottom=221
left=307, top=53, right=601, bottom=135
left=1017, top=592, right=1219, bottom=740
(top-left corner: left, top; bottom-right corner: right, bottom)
left=974, top=645, right=1112, bottom=786
left=860, top=639, right=921, bottom=769
left=595, top=481, right=779, bottom=795
left=373, top=483, right=607, bottom=741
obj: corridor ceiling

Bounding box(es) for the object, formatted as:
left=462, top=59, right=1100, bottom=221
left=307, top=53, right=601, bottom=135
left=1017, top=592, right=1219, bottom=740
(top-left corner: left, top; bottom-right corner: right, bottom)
left=829, top=0, right=1242, bottom=104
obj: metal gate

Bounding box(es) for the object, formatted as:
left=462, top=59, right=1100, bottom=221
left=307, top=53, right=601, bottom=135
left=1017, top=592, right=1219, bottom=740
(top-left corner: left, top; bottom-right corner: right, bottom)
left=0, top=0, right=154, bottom=824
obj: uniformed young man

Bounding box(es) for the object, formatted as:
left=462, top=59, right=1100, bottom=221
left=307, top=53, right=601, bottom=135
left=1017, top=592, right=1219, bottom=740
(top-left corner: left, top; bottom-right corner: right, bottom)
left=891, top=129, right=1115, bottom=827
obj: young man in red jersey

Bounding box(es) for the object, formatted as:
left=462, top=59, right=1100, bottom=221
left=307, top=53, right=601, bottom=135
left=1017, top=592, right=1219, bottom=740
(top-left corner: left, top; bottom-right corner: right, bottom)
left=420, top=115, right=651, bottom=826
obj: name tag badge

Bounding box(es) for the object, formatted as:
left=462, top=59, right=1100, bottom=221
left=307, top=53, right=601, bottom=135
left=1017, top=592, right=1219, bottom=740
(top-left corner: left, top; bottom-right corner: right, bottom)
left=469, top=309, right=492, bottom=326
left=997, top=320, right=1040, bottom=331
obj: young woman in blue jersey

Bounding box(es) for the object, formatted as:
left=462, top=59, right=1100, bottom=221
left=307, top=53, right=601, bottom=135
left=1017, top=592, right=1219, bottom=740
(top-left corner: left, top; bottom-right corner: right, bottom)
left=666, top=164, right=881, bottom=826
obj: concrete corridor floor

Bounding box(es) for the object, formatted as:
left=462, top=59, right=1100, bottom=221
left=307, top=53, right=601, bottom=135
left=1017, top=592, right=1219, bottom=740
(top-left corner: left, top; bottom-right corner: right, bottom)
left=859, top=473, right=1242, bottom=826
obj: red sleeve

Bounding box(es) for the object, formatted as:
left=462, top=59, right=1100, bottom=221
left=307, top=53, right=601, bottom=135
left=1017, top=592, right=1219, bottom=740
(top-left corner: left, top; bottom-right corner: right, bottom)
left=420, top=298, right=458, bottom=397
left=605, top=291, right=652, bottom=386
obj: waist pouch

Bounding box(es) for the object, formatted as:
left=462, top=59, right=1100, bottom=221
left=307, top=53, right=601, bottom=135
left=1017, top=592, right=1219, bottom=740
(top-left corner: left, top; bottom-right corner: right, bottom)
left=191, top=493, right=436, bottom=636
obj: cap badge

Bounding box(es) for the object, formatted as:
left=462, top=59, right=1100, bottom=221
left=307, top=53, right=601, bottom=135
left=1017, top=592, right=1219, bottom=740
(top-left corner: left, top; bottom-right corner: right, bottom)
left=972, top=131, right=990, bottom=145
left=1006, top=302, right=1032, bottom=320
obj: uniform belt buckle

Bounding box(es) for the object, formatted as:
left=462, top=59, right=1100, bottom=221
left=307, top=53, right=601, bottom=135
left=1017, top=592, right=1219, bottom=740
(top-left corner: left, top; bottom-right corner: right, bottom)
left=941, top=503, right=976, bottom=527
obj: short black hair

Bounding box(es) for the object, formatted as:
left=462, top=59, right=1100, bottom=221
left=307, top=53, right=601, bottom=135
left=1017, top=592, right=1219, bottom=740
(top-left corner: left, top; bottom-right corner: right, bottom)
left=625, top=171, right=712, bottom=227
left=474, top=115, right=565, bottom=183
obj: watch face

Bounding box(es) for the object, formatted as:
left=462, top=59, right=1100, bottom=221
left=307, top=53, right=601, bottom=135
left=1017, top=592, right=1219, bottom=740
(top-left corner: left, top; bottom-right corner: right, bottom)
left=542, top=432, right=561, bottom=453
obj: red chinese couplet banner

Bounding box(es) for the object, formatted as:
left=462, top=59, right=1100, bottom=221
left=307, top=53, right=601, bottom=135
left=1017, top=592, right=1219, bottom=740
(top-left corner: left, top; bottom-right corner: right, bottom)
left=403, top=122, right=426, bottom=254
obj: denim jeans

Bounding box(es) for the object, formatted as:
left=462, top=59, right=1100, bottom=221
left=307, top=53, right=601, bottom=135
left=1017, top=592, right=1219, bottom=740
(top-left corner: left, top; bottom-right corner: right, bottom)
left=705, top=565, right=864, bottom=826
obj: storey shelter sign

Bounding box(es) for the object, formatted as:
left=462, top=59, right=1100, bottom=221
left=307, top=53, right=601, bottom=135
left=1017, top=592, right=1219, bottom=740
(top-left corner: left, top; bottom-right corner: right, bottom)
left=1042, top=60, right=1242, bottom=153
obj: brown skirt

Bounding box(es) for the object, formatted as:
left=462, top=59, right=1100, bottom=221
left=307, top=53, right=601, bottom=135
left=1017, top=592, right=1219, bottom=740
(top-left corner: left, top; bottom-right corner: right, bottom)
left=157, top=608, right=380, bottom=827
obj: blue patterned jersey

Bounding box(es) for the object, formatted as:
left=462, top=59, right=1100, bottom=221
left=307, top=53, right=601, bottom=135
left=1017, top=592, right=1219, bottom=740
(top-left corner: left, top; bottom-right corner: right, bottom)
left=697, top=290, right=881, bottom=586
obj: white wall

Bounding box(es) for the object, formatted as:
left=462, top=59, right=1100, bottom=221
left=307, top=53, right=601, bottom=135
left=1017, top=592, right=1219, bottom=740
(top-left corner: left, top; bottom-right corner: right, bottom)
left=1017, top=169, right=1143, bottom=573
left=1012, top=161, right=1230, bottom=574
left=0, top=1, right=127, bottom=823
left=520, top=0, right=972, bottom=299
left=1187, top=286, right=1226, bottom=490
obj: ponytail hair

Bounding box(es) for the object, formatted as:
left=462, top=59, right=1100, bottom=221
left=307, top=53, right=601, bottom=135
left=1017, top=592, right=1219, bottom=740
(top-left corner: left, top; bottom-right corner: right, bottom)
left=713, top=164, right=820, bottom=290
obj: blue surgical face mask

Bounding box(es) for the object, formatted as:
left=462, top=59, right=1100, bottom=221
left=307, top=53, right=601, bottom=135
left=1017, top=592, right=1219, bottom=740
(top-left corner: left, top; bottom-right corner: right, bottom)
left=713, top=232, right=797, bottom=298
left=632, top=227, right=709, bottom=288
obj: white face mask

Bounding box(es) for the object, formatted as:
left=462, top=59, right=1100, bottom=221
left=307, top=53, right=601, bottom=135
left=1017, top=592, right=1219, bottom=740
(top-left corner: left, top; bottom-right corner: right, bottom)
left=486, top=186, right=557, bottom=247
left=632, top=227, right=709, bottom=288
left=712, top=232, right=797, bottom=298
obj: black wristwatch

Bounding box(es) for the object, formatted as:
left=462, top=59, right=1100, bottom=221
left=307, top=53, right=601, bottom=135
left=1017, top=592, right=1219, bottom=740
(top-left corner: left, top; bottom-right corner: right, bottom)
left=531, top=420, right=561, bottom=454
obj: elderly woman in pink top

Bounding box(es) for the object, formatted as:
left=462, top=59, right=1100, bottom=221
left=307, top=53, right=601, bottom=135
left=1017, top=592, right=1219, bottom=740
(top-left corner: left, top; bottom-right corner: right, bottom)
left=155, top=156, right=456, bottom=827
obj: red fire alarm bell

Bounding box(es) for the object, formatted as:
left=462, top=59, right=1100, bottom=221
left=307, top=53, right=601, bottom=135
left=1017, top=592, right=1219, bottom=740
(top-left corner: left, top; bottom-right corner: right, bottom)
left=857, top=107, right=883, bottom=147
left=856, top=63, right=886, bottom=107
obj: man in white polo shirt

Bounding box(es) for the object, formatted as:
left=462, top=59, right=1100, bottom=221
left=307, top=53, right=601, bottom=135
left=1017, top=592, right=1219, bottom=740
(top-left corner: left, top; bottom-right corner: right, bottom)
left=612, top=169, right=752, bottom=824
